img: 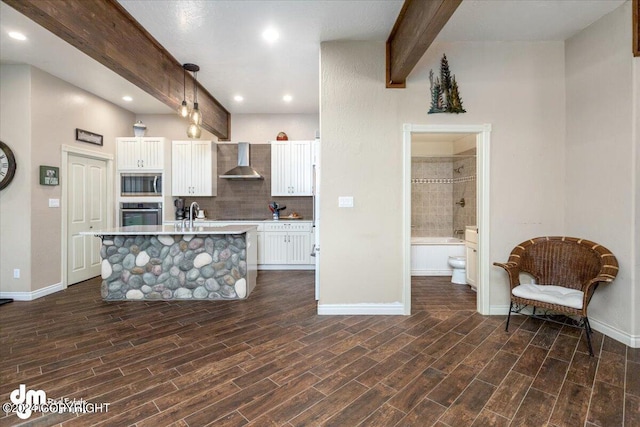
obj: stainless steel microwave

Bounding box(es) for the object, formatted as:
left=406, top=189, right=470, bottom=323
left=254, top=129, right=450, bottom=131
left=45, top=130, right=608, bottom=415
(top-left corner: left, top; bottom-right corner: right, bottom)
left=121, top=173, right=162, bottom=197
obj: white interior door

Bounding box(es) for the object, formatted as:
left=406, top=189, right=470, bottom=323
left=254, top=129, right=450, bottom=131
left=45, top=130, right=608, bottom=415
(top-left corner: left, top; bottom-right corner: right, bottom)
left=67, top=154, right=107, bottom=285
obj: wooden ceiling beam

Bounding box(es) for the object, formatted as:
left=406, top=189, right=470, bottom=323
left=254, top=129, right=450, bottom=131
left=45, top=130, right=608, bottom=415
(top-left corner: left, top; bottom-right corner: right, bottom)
left=2, top=0, right=230, bottom=140
left=386, top=0, right=462, bottom=88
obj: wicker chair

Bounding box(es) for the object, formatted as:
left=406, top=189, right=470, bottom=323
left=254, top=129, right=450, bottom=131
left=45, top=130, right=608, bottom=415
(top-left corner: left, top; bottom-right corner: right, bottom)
left=494, top=236, right=618, bottom=356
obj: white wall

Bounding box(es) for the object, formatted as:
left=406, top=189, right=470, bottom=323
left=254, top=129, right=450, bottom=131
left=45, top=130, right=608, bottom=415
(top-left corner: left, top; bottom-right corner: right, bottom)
left=0, top=65, right=134, bottom=294
left=565, top=1, right=637, bottom=342
left=230, top=114, right=318, bottom=143
left=319, top=41, right=566, bottom=309
left=0, top=65, right=32, bottom=293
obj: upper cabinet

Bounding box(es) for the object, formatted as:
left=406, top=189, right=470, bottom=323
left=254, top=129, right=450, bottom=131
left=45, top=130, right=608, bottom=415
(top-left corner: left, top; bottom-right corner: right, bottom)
left=171, top=140, right=217, bottom=197
left=116, top=137, right=164, bottom=171
left=271, top=140, right=313, bottom=196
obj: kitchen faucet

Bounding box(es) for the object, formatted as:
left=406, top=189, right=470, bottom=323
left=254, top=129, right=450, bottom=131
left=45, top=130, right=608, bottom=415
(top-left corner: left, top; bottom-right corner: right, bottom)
left=189, top=202, right=200, bottom=228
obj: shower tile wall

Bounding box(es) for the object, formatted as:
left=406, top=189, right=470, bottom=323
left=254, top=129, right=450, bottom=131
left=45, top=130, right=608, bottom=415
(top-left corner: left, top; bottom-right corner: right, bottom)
left=453, top=155, right=477, bottom=233
left=411, top=158, right=453, bottom=237
left=411, top=154, right=477, bottom=238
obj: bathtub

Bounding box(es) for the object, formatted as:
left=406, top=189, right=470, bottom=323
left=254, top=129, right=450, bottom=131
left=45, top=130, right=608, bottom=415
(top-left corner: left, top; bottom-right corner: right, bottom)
left=411, top=236, right=465, bottom=276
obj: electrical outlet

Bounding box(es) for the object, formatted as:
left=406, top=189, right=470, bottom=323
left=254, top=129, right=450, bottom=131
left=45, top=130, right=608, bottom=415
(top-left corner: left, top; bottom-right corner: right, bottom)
left=13, top=269, right=20, bottom=279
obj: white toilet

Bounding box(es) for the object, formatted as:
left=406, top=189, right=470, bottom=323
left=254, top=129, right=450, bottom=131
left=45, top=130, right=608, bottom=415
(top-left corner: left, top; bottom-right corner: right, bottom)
left=448, top=256, right=467, bottom=284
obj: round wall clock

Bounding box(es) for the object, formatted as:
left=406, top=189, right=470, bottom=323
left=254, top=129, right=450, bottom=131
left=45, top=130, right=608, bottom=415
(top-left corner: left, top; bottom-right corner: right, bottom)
left=0, top=141, right=17, bottom=190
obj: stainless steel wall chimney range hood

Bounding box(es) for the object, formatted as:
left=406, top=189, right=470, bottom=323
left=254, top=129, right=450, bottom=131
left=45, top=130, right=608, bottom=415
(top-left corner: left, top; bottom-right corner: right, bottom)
left=219, top=142, right=264, bottom=179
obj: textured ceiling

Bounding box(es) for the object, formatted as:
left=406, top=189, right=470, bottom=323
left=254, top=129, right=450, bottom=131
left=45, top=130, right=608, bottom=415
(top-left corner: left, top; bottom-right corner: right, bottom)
left=116, top=0, right=404, bottom=114
left=0, top=0, right=627, bottom=116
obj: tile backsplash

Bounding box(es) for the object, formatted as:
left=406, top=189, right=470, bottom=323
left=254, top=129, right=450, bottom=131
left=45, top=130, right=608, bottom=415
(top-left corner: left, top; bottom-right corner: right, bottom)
left=179, top=144, right=313, bottom=220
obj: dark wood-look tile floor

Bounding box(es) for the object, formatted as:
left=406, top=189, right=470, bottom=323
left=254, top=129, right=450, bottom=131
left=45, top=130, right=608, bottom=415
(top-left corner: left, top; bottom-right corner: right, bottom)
left=1, top=272, right=638, bottom=426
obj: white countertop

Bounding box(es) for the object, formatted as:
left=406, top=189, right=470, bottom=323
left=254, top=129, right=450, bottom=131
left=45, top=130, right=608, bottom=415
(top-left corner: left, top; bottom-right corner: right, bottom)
left=81, top=224, right=257, bottom=236
left=164, top=218, right=311, bottom=223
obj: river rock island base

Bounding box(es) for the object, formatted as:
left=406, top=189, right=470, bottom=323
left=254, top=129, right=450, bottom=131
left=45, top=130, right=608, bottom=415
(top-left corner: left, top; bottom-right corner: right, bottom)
left=86, top=225, right=258, bottom=301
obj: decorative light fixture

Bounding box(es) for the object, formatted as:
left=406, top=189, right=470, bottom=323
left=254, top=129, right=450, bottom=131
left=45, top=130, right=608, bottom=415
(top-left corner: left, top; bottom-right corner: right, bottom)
left=179, top=63, right=198, bottom=118
left=178, top=65, right=189, bottom=118
left=187, top=122, right=201, bottom=139
left=179, top=63, right=202, bottom=138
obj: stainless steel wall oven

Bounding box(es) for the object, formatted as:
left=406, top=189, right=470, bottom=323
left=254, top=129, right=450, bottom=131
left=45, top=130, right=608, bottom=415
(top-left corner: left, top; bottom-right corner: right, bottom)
left=120, top=202, right=162, bottom=226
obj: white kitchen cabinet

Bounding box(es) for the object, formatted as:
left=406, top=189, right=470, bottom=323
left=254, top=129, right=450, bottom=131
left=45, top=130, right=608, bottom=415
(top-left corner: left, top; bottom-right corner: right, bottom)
left=117, top=137, right=164, bottom=171
left=163, top=220, right=311, bottom=268
left=171, top=140, right=217, bottom=196
left=271, top=140, right=313, bottom=196
left=257, top=231, right=265, bottom=265
left=263, top=221, right=313, bottom=265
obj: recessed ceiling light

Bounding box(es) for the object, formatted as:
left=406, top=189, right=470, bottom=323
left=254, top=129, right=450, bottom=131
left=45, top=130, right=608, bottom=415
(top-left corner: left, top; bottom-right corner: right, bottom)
left=8, top=31, right=27, bottom=41
left=283, top=95, right=293, bottom=103
left=262, top=27, right=279, bottom=43
left=234, top=95, right=244, bottom=102
left=122, top=96, right=133, bottom=102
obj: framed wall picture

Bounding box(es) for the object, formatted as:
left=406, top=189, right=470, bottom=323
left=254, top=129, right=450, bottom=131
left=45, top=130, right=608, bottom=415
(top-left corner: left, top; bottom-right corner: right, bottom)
left=40, top=165, right=59, bottom=186
left=75, top=128, right=103, bottom=146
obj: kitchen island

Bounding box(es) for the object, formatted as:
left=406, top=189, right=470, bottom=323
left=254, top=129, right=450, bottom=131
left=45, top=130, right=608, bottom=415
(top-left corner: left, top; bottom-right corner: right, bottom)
left=82, top=225, right=257, bottom=301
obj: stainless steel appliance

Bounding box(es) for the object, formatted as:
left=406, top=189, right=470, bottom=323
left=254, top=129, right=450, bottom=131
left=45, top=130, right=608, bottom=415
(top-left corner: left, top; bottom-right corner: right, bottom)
left=120, top=173, right=162, bottom=196
left=219, top=142, right=264, bottom=179
left=174, top=198, right=185, bottom=220
left=120, top=202, right=162, bottom=226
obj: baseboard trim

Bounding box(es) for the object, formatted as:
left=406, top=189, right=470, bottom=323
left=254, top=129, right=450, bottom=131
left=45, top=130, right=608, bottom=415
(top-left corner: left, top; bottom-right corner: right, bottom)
left=258, top=265, right=315, bottom=271
left=489, top=304, right=511, bottom=315
left=318, top=302, right=405, bottom=315
left=0, top=282, right=64, bottom=301
left=489, top=305, right=639, bottom=348
left=589, top=317, right=639, bottom=348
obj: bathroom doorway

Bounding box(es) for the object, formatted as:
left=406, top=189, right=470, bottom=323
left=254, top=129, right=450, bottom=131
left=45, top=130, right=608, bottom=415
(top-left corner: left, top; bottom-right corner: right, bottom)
left=402, top=124, right=491, bottom=315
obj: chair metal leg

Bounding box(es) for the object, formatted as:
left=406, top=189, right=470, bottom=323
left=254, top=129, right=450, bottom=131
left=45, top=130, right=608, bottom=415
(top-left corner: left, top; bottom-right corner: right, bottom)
left=583, top=317, right=594, bottom=357
left=505, top=302, right=513, bottom=332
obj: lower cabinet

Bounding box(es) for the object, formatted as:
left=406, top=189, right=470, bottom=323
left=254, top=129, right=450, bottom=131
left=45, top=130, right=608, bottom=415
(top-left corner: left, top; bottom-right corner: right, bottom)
left=465, top=228, right=478, bottom=287
left=263, top=222, right=313, bottom=265
left=164, top=220, right=313, bottom=268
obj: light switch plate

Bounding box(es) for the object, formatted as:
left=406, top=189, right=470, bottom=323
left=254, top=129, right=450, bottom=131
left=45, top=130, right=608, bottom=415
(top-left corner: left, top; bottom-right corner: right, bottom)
left=49, top=198, right=60, bottom=208
left=338, top=196, right=354, bottom=208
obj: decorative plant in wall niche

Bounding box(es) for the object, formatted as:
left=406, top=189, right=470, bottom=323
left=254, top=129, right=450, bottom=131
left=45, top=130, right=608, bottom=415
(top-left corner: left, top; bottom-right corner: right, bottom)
left=428, top=54, right=466, bottom=114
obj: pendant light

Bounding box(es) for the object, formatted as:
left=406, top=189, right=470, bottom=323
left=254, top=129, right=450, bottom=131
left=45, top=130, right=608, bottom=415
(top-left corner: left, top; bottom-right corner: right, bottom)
left=179, top=63, right=202, bottom=138
left=187, top=122, right=202, bottom=139
left=178, top=64, right=190, bottom=118
left=189, top=69, right=202, bottom=127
